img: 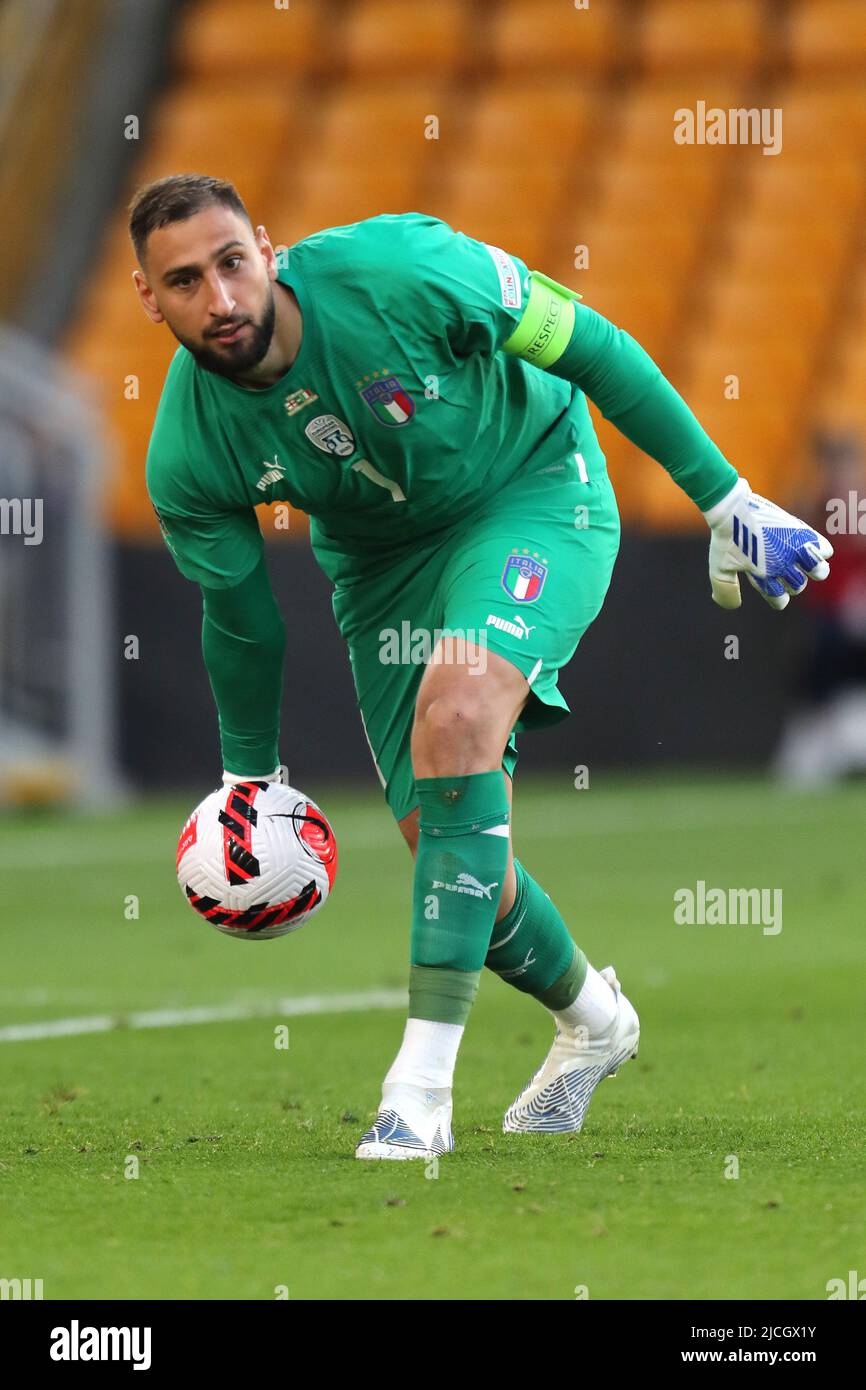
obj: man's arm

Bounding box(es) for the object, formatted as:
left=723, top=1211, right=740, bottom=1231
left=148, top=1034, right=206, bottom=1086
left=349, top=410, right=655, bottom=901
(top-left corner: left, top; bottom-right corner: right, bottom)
left=148, top=498, right=285, bottom=778
left=501, top=270, right=832, bottom=609
left=502, top=273, right=737, bottom=510
left=200, top=553, right=286, bottom=781
left=543, top=298, right=738, bottom=512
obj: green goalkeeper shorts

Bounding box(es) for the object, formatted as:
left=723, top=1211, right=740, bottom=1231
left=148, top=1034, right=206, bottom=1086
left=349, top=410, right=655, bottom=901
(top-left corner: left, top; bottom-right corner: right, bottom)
left=330, top=448, right=620, bottom=823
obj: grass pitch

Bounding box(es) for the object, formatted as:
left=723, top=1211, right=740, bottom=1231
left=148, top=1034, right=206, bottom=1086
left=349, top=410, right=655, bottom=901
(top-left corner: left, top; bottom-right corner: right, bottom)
left=1, top=774, right=863, bottom=1300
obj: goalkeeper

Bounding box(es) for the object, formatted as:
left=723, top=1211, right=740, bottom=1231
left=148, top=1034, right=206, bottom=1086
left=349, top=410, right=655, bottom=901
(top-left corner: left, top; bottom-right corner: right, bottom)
left=133, top=175, right=832, bottom=1160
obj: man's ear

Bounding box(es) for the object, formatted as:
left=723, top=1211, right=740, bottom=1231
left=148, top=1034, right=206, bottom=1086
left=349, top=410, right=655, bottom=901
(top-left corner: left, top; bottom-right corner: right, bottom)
left=132, top=268, right=165, bottom=324
left=256, top=225, right=278, bottom=280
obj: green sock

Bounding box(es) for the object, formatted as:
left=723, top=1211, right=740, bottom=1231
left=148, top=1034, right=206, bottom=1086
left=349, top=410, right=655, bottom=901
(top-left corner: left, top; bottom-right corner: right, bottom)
left=410, top=770, right=510, bottom=1026
left=485, top=858, right=587, bottom=1009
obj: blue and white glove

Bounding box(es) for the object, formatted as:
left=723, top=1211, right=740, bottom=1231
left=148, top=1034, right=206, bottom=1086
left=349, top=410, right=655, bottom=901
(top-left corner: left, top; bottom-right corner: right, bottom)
left=702, top=477, right=833, bottom=611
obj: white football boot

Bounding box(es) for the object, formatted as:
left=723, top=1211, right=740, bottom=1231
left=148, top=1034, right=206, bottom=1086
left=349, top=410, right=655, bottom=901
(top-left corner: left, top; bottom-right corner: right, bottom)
left=355, top=1083, right=454, bottom=1160
left=503, top=966, right=640, bottom=1133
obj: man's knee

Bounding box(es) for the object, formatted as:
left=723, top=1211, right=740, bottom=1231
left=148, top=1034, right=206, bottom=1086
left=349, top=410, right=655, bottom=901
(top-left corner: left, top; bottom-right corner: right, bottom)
left=411, top=654, right=527, bottom=774
left=413, top=688, right=503, bottom=755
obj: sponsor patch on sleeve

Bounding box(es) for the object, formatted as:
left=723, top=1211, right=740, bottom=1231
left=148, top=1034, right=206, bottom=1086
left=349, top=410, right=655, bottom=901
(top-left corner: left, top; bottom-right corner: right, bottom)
left=484, top=244, right=522, bottom=310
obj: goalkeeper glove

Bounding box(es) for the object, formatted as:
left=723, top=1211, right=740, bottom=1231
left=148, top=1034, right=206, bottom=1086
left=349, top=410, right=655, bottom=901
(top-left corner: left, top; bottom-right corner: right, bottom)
left=222, top=766, right=283, bottom=787
left=702, top=477, right=833, bottom=611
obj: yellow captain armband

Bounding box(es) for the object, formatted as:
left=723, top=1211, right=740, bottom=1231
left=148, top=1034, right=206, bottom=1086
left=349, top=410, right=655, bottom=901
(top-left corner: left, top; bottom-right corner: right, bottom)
left=501, top=270, right=583, bottom=369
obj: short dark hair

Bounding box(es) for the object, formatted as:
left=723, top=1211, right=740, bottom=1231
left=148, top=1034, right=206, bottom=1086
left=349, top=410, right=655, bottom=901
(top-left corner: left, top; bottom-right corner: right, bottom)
left=128, top=173, right=251, bottom=264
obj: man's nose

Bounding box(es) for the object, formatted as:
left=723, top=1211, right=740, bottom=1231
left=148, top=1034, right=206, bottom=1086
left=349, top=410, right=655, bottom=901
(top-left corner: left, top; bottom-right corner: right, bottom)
left=207, top=275, right=236, bottom=318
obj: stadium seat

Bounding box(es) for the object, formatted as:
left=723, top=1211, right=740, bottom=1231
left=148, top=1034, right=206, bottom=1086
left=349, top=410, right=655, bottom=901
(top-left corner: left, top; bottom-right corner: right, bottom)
left=174, top=0, right=332, bottom=77
left=685, top=340, right=817, bottom=402
left=462, top=80, right=599, bottom=166
left=263, top=82, right=447, bottom=238
left=771, top=86, right=866, bottom=155
left=725, top=219, right=851, bottom=280
left=488, top=0, right=624, bottom=73
left=576, top=215, right=703, bottom=287
left=269, top=164, right=431, bottom=244
left=436, top=164, right=570, bottom=268
left=135, top=82, right=302, bottom=210
left=595, top=159, right=720, bottom=219
left=551, top=277, right=680, bottom=363
left=616, top=80, right=753, bottom=157
left=588, top=429, right=646, bottom=522
left=638, top=0, right=764, bottom=75
left=640, top=400, right=797, bottom=526
left=787, top=0, right=866, bottom=73
left=341, top=0, right=470, bottom=75
left=62, top=0, right=866, bottom=539
left=637, top=464, right=709, bottom=530
left=820, top=326, right=866, bottom=431
left=706, top=280, right=833, bottom=343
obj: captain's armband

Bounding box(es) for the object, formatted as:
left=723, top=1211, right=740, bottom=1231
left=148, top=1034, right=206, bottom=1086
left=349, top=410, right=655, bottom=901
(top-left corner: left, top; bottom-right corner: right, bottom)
left=501, top=270, right=583, bottom=368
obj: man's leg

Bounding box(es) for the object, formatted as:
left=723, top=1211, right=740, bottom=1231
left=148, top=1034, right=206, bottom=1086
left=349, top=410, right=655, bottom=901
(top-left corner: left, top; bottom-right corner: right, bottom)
left=359, top=642, right=527, bottom=1157
left=397, top=757, right=516, bottom=923
left=398, top=768, right=605, bottom=1033
left=381, top=456, right=638, bottom=1136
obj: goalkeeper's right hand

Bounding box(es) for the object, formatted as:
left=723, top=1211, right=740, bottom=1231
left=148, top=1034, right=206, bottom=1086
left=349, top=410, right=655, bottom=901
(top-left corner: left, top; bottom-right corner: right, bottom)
left=222, top=766, right=283, bottom=787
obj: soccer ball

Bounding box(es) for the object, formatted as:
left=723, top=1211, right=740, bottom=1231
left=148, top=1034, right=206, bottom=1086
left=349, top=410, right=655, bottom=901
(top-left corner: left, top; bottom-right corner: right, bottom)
left=176, top=780, right=337, bottom=940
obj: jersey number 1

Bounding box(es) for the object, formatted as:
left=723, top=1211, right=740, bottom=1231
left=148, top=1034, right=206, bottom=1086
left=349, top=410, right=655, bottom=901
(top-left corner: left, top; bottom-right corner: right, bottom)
left=351, top=457, right=406, bottom=502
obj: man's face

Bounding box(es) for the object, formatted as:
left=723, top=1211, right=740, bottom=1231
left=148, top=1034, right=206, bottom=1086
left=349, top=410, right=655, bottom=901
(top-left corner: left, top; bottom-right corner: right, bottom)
left=133, top=206, right=277, bottom=377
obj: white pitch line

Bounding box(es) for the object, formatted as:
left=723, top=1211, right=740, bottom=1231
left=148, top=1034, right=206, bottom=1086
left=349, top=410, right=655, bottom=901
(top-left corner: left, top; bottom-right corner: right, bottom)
left=0, top=797, right=844, bottom=871
left=0, top=988, right=408, bottom=1045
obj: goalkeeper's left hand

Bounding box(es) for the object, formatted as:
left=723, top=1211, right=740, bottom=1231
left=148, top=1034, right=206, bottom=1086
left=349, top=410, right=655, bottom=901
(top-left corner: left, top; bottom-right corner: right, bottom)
left=702, top=477, right=833, bottom=611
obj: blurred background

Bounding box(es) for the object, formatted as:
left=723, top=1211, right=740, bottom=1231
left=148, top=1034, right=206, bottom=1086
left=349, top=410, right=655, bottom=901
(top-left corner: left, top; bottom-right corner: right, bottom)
left=2, top=0, right=866, bottom=807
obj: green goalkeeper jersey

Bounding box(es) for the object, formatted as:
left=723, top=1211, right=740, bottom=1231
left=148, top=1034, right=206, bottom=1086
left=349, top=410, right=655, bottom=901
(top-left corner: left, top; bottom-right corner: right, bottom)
left=145, top=210, right=739, bottom=780
left=147, top=213, right=615, bottom=589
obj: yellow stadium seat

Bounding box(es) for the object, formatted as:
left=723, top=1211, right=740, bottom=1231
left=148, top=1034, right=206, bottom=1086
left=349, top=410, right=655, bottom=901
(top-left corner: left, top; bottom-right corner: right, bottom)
left=787, top=0, right=866, bottom=73
left=570, top=279, right=680, bottom=357
left=576, top=216, right=703, bottom=287
left=269, top=165, right=430, bottom=245
left=436, top=164, right=569, bottom=267
left=767, top=83, right=866, bottom=154
left=262, top=82, right=448, bottom=238
left=595, top=433, right=645, bottom=522
left=726, top=220, right=851, bottom=279
left=688, top=400, right=798, bottom=457
left=316, top=80, right=448, bottom=141
left=638, top=399, right=799, bottom=523
left=685, top=341, right=816, bottom=403
left=462, top=80, right=600, bottom=164
left=743, top=155, right=866, bottom=216
left=616, top=80, right=753, bottom=156
left=341, top=0, right=469, bottom=75
left=705, top=280, right=833, bottom=341
left=815, top=387, right=866, bottom=435
left=821, top=329, right=866, bottom=428
left=489, top=0, right=624, bottom=73
left=638, top=466, right=708, bottom=530
left=69, top=0, right=866, bottom=540
left=638, top=0, right=764, bottom=75
left=174, top=0, right=331, bottom=78
left=133, top=82, right=301, bottom=211
left=595, top=158, right=721, bottom=218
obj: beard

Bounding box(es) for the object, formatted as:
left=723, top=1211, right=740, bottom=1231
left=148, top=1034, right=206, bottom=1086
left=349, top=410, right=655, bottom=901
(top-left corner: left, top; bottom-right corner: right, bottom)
left=180, top=284, right=276, bottom=379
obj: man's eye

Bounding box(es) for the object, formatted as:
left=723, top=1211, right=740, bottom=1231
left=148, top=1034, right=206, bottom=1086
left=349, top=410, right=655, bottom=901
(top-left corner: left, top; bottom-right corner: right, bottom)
left=225, top=256, right=242, bottom=270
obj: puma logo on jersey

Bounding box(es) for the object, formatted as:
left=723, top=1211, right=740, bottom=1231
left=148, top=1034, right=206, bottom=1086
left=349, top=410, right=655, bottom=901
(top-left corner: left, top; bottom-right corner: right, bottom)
left=486, top=613, right=536, bottom=640
left=256, top=454, right=285, bottom=491
left=431, top=872, right=500, bottom=900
